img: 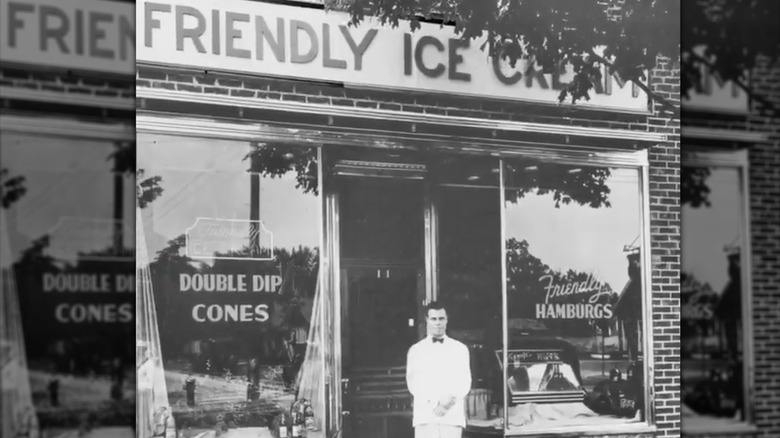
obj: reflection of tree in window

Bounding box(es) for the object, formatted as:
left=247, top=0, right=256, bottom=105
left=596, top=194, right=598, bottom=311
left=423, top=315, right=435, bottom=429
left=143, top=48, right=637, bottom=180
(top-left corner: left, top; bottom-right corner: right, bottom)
left=149, top=241, right=319, bottom=366
left=1, top=168, right=27, bottom=208
left=2, top=138, right=138, bottom=430
left=506, top=238, right=618, bottom=338
left=681, top=166, right=711, bottom=207
left=681, top=165, right=744, bottom=424
left=136, top=140, right=324, bottom=432
left=502, top=160, right=645, bottom=428
left=505, top=160, right=612, bottom=208
left=244, top=143, right=319, bottom=195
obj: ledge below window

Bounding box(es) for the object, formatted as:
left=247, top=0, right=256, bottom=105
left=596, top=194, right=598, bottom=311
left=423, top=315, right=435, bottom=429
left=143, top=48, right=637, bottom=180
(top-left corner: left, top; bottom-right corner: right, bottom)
left=464, top=423, right=658, bottom=438
left=681, top=423, right=759, bottom=437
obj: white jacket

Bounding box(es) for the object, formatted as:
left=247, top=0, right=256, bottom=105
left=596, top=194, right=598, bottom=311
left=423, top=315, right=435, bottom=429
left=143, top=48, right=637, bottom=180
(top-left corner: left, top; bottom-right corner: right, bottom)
left=406, top=335, right=472, bottom=427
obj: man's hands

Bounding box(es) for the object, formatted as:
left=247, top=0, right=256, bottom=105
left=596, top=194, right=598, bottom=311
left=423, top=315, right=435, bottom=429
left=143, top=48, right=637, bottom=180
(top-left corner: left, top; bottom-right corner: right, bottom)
left=433, top=395, right=457, bottom=416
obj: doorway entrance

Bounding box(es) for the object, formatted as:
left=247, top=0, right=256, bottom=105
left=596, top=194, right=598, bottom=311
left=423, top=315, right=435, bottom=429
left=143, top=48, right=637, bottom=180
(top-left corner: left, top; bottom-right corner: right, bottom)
left=325, top=150, right=503, bottom=438
left=336, top=175, right=424, bottom=438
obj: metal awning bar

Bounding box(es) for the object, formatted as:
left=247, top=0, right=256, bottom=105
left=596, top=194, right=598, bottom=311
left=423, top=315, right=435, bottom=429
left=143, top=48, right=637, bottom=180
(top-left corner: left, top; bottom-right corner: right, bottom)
left=136, top=114, right=650, bottom=167
left=0, top=114, right=134, bottom=140
left=0, top=86, right=134, bottom=110
left=136, top=88, right=667, bottom=144
left=682, top=126, right=770, bottom=143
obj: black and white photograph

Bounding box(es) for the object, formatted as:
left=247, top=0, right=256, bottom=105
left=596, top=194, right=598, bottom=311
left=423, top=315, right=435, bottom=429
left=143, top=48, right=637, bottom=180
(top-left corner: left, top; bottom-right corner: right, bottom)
left=2, top=0, right=780, bottom=438
left=135, top=0, right=680, bottom=437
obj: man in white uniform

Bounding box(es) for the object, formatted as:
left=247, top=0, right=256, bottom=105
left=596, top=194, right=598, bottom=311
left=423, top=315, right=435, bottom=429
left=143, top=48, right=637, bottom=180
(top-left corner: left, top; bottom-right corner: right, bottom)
left=406, top=302, right=472, bottom=438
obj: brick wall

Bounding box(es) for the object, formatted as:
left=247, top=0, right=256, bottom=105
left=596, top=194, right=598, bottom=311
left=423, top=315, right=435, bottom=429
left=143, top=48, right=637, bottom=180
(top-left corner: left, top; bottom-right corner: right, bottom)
left=137, top=48, right=682, bottom=436
left=137, top=65, right=659, bottom=131
left=0, top=67, right=135, bottom=120
left=681, top=54, right=780, bottom=437
left=745, top=56, right=780, bottom=438
left=0, top=68, right=134, bottom=99
left=647, top=57, right=682, bottom=438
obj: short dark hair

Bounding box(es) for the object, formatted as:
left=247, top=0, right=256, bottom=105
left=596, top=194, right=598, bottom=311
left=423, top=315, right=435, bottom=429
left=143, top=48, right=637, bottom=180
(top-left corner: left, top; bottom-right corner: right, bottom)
left=425, top=301, right=447, bottom=318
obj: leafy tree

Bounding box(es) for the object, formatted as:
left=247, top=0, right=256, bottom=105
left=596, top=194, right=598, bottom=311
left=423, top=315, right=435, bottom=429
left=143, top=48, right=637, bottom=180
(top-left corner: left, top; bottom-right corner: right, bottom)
left=504, top=159, right=612, bottom=208
left=335, top=0, right=780, bottom=115
left=330, top=0, right=780, bottom=214
left=681, top=165, right=711, bottom=207
left=333, top=0, right=680, bottom=113
left=1, top=167, right=26, bottom=209
left=243, top=143, right=319, bottom=196
left=681, top=1, right=780, bottom=206
left=681, top=0, right=780, bottom=114
left=137, top=169, right=164, bottom=209
left=506, top=237, right=619, bottom=336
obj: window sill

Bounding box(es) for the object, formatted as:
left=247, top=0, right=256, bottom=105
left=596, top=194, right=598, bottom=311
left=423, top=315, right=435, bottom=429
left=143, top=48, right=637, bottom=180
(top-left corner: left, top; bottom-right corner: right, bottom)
left=681, top=423, right=758, bottom=437
left=503, top=422, right=657, bottom=437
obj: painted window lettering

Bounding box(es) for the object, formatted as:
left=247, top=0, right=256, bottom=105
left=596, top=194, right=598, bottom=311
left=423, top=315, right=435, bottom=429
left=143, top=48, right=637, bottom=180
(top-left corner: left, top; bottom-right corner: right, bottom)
left=191, top=304, right=270, bottom=323
left=55, top=303, right=134, bottom=323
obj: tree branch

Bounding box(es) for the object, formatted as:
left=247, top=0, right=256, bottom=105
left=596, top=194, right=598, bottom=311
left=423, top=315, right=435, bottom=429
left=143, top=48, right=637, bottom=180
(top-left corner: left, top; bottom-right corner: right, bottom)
left=684, top=50, right=777, bottom=116
left=588, top=50, right=679, bottom=116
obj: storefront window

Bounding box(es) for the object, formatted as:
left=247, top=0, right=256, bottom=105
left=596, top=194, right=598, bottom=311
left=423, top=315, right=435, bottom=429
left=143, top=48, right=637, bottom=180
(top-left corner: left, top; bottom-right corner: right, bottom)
left=137, top=135, right=325, bottom=437
left=681, top=161, right=749, bottom=432
left=502, top=158, right=646, bottom=432
left=1, top=132, right=135, bottom=435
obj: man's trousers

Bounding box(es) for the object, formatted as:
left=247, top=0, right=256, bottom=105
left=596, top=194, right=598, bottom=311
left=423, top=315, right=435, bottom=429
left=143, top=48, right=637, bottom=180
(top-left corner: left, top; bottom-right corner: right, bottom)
left=414, top=424, right=463, bottom=438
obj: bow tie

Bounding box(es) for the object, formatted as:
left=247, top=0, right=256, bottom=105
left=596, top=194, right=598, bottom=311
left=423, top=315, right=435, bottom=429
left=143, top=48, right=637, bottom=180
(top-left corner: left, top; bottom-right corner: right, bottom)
left=432, top=337, right=444, bottom=344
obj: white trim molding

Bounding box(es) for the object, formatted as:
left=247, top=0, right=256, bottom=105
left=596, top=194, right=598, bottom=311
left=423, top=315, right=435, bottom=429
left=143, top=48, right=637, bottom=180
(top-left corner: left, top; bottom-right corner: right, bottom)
left=137, top=114, right=650, bottom=168
left=0, top=115, right=134, bottom=141
left=682, top=147, right=750, bottom=167
left=136, top=88, right=668, bottom=144
left=682, top=126, right=771, bottom=143
left=680, top=149, right=755, bottom=431
left=0, top=86, right=134, bottom=110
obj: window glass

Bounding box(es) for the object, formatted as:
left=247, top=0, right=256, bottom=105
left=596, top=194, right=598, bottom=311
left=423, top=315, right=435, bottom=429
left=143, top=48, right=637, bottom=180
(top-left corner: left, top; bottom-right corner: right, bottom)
left=137, top=135, right=325, bottom=437
left=681, top=165, right=746, bottom=432
left=432, top=154, right=505, bottom=430
left=1, top=132, right=135, bottom=434
left=503, top=158, right=645, bottom=432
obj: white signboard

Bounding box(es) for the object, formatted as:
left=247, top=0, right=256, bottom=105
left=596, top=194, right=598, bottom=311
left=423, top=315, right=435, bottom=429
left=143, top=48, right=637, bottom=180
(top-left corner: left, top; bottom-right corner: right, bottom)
left=0, top=0, right=135, bottom=75
left=185, top=217, right=274, bottom=261
left=137, top=0, right=649, bottom=112
left=682, top=46, right=750, bottom=113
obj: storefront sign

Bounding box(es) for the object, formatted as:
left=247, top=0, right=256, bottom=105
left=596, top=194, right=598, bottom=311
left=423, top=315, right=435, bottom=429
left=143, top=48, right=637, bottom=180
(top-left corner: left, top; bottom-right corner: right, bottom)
left=496, top=349, right=564, bottom=368
left=683, top=45, right=749, bottom=113
left=138, top=0, right=649, bottom=112
left=535, top=273, right=614, bottom=319
left=0, top=0, right=134, bottom=74
left=47, top=217, right=133, bottom=261
left=185, top=218, right=274, bottom=260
